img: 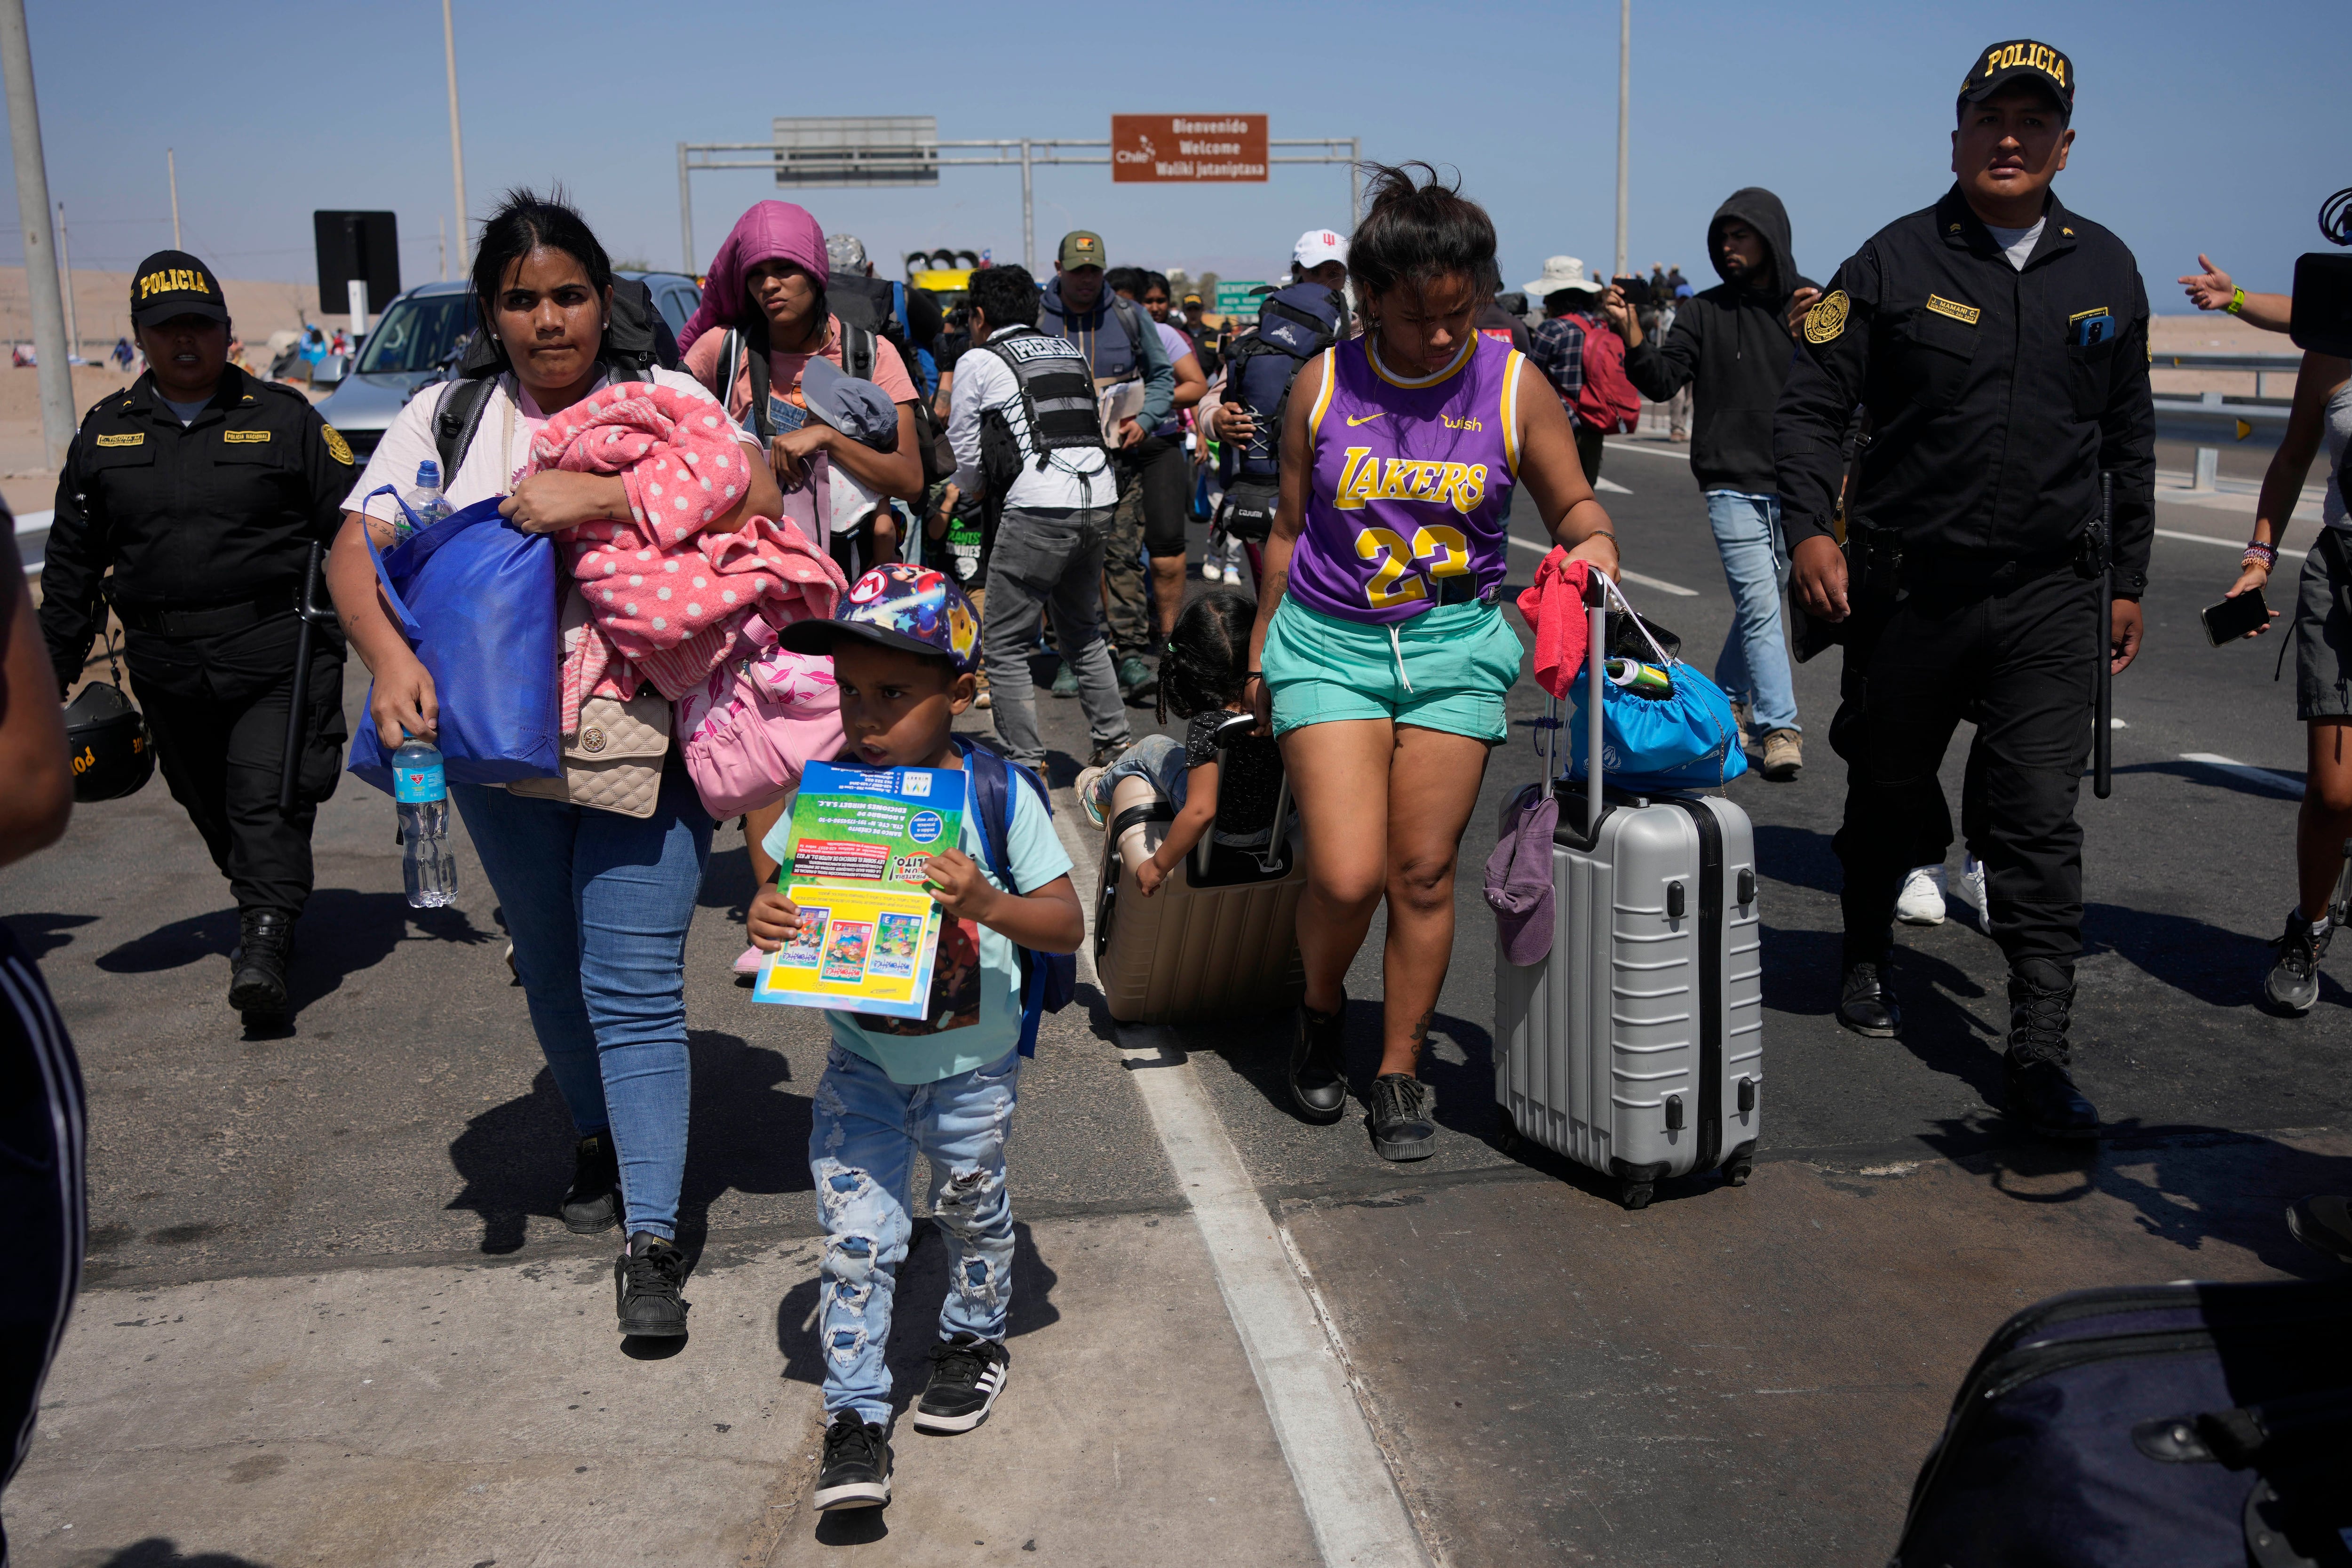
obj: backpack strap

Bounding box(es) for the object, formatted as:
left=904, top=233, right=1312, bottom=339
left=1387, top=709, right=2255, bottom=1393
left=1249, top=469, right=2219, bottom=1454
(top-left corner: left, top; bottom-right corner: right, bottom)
left=954, top=737, right=1066, bottom=1057
left=432, top=376, right=497, bottom=479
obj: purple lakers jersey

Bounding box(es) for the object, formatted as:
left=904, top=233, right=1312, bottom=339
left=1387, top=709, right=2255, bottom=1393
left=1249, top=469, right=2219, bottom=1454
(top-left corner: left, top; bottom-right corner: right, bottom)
left=1287, top=332, right=1523, bottom=625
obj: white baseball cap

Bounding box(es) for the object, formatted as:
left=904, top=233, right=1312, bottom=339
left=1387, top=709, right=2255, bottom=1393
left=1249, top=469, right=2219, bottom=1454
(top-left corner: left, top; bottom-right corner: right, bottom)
left=1292, top=228, right=1350, bottom=271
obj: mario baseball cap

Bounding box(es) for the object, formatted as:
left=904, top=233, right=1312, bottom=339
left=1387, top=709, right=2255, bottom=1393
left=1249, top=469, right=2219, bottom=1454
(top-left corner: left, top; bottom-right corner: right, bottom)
left=1959, top=40, right=2074, bottom=120
left=129, top=249, right=229, bottom=328
left=1057, top=231, right=1106, bottom=270
left=1292, top=228, right=1350, bottom=271
left=779, top=563, right=980, bottom=673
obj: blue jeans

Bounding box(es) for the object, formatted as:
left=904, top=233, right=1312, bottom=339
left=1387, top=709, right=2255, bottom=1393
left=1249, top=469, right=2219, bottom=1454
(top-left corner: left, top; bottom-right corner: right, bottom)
left=810, top=1041, right=1021, bottom=1425
left=450, top=763, right=711, bottom=1241
left=1705, top=490, right=1800, bottom=734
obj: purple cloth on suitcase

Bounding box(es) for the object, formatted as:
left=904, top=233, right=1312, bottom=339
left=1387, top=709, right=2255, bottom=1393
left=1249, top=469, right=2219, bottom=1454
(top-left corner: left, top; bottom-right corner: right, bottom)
left=1486, top=784, right=1557, bottom=967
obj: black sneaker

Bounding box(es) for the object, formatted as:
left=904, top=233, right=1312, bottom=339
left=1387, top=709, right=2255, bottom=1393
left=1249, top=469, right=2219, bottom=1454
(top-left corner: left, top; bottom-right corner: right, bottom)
left=911, top=1334, right=1009, bottom=1434
left=228, top=908, right=295, bottom=1019
left=559, top=1133, right=621, bottom=1234
left=2263, top=910, right=2330, bottom=1015
left=612, top=1232, right=691, bottom=1337
left=813, top=1409, right=893, bottom=1510
left=1289, top=998, right=1348, bottom=1123
left=1367, top=1073, right=1437, bottom=1162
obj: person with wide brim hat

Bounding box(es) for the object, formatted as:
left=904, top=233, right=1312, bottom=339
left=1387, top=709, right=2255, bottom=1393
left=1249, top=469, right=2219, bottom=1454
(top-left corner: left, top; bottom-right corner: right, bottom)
left=1524, top=255, right=1604, bottom=301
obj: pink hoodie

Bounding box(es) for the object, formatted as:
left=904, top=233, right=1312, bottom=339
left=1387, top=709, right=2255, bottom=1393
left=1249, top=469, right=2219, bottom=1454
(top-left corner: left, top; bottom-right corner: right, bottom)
left=676, top=200, right=830, bottom=354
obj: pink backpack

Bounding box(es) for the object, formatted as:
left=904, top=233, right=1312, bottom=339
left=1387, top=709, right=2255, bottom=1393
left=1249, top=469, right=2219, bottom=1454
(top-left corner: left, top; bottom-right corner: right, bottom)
left=676, top=646, right=845, bottom=819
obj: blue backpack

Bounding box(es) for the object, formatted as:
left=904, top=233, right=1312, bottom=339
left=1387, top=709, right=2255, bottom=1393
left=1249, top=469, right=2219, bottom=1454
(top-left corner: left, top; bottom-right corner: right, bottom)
left=955, top=738, right=1077, bottom=1056
left=1217, top=282, right=1349, bottom=490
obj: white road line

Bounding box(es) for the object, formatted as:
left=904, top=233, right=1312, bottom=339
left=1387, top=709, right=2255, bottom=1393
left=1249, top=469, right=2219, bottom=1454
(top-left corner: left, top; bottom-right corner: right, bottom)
left=1050, top=809, right=1432, bottom=1568
left=1604, top=438, right=1693, bottom=462
left=2179, top=752, right=2305, bottom=797
left=1594, top=476, right=1633, bottom=494
left=2156, top=526, right=2308, bottom=559
left=1504, top=534, right=1700, bottom=597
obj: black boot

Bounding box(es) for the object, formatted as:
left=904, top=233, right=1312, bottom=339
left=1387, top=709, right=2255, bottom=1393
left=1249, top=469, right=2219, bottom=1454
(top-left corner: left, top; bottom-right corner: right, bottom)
left=227, top=908, right=296, bottom=1019
left=1289, top=996, right=1348, bottom=1123
left=2002, top=959, right=2098, bottom=1140
left=1836, top=957, right=1902, bottom=1037
left=560, top=1132, right=622, bottom=1234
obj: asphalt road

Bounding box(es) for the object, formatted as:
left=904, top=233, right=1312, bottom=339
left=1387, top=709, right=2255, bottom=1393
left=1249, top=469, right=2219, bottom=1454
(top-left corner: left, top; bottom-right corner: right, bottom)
left=7, top=434, right=2348, bottom=1566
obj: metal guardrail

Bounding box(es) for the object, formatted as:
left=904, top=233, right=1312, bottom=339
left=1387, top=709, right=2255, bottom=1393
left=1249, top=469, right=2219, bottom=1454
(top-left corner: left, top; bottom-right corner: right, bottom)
left=2151, top=390, right=2288, bottom=490
left=2152, top=349, right=2302, bottom=403
left=13, top=508, right=52, bottom=575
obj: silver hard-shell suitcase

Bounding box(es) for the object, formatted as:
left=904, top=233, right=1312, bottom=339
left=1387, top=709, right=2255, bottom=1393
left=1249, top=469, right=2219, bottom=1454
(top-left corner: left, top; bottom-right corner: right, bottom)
left=1493, top=579, right=1763, bottom=1209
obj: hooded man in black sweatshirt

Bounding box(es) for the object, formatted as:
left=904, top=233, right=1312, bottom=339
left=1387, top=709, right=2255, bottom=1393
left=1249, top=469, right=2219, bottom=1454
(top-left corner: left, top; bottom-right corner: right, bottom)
left=1604, top=188, right=1814, bottom=781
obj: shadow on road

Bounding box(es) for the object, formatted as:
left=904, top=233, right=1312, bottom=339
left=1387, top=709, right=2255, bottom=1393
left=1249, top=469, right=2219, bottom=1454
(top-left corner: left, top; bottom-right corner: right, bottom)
left=2, top=911, right=98, bottom=961
left=83, top=1542, right=271, bottom=1568
left=2082, top=899, right=2343, bottom=1010
left=446, top=1029, right=810, bottom=1256
left=1754, top=820, right=1842, bottom=895
left=1919, top=1116, right=2352, bottom=1281
left=91, top=889, right=489, bottom=1021
left=771, top=1220, right=1063, bottom=1393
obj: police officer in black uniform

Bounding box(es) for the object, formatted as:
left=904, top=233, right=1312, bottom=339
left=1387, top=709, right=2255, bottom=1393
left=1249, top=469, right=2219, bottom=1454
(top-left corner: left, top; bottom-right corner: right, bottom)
left=39, top=251, right=356, bottom=1023
left=1776, top=42, right=2154, bottom=1138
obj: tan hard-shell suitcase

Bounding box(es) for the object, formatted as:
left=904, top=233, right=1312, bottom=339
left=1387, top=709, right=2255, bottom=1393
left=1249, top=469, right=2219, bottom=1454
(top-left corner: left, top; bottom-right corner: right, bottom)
left=1091, top=740, right=1307, bottom=1025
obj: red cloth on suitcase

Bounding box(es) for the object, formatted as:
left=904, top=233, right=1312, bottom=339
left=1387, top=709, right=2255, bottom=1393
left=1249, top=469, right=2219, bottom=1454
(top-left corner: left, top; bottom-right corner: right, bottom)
left=1515, top=550, right=1592, bottom=699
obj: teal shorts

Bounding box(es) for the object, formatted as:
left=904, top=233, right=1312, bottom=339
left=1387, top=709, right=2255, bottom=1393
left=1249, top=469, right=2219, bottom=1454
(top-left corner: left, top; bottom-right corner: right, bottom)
left=1262, top=596, right=1524, bottom=743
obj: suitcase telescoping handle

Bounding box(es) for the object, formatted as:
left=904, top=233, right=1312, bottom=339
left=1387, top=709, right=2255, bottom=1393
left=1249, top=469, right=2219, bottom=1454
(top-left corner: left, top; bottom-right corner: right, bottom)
left=1541, top=567, right=1610, bottom=838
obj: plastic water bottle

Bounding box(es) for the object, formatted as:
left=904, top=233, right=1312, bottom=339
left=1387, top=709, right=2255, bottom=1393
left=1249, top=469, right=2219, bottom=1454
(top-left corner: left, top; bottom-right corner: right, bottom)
left=393, top=736, right=457, bottom=908
left=395, top=459, right=454, bottom=541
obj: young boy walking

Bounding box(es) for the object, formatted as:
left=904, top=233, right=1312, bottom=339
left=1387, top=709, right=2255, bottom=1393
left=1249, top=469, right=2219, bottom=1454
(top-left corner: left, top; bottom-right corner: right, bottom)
left=749, top=564, right=1083, bottom=1511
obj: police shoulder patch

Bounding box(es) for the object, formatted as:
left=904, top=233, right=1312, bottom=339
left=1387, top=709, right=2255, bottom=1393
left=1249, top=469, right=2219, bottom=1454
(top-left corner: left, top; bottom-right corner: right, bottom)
left=322, top=424, right=354, bottom=465
left=1803, top=290, right=1851, bottom=345
left=1925, top=294, right=1981, bottom=326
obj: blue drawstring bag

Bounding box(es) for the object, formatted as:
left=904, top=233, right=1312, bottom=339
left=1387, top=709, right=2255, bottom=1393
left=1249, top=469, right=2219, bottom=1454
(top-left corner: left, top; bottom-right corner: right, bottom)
left=347, top=488, right=563, bottom=793
left=1564, top=574, right=1749, bottom=791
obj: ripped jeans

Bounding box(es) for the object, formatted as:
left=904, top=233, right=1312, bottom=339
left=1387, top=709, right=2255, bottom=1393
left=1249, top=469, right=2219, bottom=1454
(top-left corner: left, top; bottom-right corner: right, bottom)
left=809, top=1041, right=1021, bottom=1425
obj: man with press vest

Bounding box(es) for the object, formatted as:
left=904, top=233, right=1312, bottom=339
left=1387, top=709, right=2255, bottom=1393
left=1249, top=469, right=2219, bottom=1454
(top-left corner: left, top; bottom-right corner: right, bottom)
left=1038, top=230, right=1175, bottom=702
left=39, top=252, right=356, bottom=1025
left=1775, top=42, right=2153, bottom=1138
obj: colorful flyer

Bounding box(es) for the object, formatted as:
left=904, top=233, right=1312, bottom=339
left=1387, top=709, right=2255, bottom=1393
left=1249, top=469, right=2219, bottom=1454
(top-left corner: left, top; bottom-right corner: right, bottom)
left=753, top=760, right=966, bottom=1019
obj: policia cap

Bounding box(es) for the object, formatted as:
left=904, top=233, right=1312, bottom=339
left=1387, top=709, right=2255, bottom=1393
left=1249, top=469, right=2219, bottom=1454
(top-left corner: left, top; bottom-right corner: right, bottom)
left=1959, top=40, right=2074, bottom=120
left=129, top=249, right=229, bottom=328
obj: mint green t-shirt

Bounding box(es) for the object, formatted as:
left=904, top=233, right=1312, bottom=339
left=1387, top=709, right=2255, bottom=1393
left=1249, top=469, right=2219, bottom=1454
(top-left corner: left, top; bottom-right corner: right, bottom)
left=763, top=754, right=1073, bottom=1084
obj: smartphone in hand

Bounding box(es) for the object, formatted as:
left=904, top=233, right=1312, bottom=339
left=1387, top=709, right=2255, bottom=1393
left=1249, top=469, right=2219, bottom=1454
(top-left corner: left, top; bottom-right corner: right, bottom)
left=2201, top=588, right=2271, bottom=645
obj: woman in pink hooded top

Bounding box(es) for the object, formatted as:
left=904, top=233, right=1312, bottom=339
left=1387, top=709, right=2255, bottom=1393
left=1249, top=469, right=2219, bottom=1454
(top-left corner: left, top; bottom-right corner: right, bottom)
left=679, top=201, right=924, bottom=572
left=682, top=202, right=927, bottom=977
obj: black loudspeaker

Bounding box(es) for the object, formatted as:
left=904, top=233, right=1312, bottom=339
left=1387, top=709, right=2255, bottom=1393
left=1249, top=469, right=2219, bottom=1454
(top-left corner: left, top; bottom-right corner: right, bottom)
left=313, top=210, right=401, bottom=316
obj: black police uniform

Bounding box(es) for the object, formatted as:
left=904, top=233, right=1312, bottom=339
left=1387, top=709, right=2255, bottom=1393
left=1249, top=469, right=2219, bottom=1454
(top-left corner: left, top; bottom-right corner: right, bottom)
left=1773, top=43, right=2153, bottom=1134
left=38, top=254, right=355, bottom=1015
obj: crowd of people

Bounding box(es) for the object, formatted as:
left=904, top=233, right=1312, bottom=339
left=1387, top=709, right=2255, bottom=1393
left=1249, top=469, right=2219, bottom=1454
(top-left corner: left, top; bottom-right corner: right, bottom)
left=9, top=31, right=2352, bottom=1536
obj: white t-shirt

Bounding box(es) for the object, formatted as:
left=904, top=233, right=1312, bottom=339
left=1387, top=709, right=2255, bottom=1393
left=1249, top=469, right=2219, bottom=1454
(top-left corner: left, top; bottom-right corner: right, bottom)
left=344, top=365, right=750, bottom=523
left=1985, top=217, right=2046, bottom=272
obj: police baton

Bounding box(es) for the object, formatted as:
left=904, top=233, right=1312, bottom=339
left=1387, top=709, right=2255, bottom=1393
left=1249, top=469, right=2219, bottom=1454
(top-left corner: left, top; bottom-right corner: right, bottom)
left=2093, top=472, right=2114, bottom=801
left=277, top=541, right=337, bottom=817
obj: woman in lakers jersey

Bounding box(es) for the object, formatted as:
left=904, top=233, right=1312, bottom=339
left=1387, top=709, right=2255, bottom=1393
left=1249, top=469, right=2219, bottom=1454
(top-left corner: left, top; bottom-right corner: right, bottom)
left=1245, top=163, right=1620, bottom=1160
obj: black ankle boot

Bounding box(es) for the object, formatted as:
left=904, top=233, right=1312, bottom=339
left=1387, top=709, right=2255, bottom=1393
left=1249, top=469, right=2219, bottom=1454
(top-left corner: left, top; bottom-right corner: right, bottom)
left=2002, top=960, right=2098, bottom=1139
left=228, top=908, right=296, bottom=1019
left=1836, top=957, right=1902, bottom=1037
left=1289, top=997, right=1348, bottom=1123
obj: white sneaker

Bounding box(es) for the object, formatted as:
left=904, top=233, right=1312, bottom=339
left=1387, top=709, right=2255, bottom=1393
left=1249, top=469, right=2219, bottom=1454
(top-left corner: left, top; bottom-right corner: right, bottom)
left=1956, top=856, right=1989, bottom=928
left=1895, top=864, right=1948, bottom=925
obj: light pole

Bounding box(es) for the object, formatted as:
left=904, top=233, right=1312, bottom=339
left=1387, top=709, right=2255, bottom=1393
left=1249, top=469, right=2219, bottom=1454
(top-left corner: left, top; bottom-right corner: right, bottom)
left=56, top=201, right=76, bottom=358
left=1614, top=0, right=1629, bottom=279
left=0, top=0, right=75, bottom=469
left=168, top=147, right=180, bottom=248
left=443, top=0, right=468, bottom=269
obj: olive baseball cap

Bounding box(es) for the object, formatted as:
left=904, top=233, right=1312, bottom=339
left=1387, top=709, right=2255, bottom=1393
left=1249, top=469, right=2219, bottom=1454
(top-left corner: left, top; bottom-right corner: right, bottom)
left=1959, top=40, right=2074, bottom=120
left=129, top=249, right=229, bottom=328
left=1056, top=231, right=1106, bottom=271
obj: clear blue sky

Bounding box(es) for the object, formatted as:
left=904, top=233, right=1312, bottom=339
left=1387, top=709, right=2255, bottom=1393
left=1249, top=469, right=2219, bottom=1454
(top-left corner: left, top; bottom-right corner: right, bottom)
left=1, top=0, right=2337, bottom=311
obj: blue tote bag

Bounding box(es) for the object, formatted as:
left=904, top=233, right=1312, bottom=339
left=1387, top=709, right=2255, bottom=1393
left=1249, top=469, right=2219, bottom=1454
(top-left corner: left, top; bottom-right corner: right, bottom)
left=347, top=488, right=563, bottom=793
left=1564, top=573, right=1749, bottom=791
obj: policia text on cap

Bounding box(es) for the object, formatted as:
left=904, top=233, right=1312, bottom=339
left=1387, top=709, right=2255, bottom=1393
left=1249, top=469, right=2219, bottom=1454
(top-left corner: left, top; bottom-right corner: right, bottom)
left=1773, top=41, right=2155, bottom=1140
left=36, top=251, right=357, bottom=1024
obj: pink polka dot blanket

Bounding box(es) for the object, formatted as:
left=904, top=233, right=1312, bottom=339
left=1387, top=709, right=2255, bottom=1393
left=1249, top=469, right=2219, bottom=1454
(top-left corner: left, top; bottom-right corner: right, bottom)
left=524, top=381, right=845, bottom=732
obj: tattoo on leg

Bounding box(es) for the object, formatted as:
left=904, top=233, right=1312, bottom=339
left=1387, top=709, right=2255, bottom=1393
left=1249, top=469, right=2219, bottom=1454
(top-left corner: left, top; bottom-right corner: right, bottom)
left=1407, top=1008, right=1435, bottom=1047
